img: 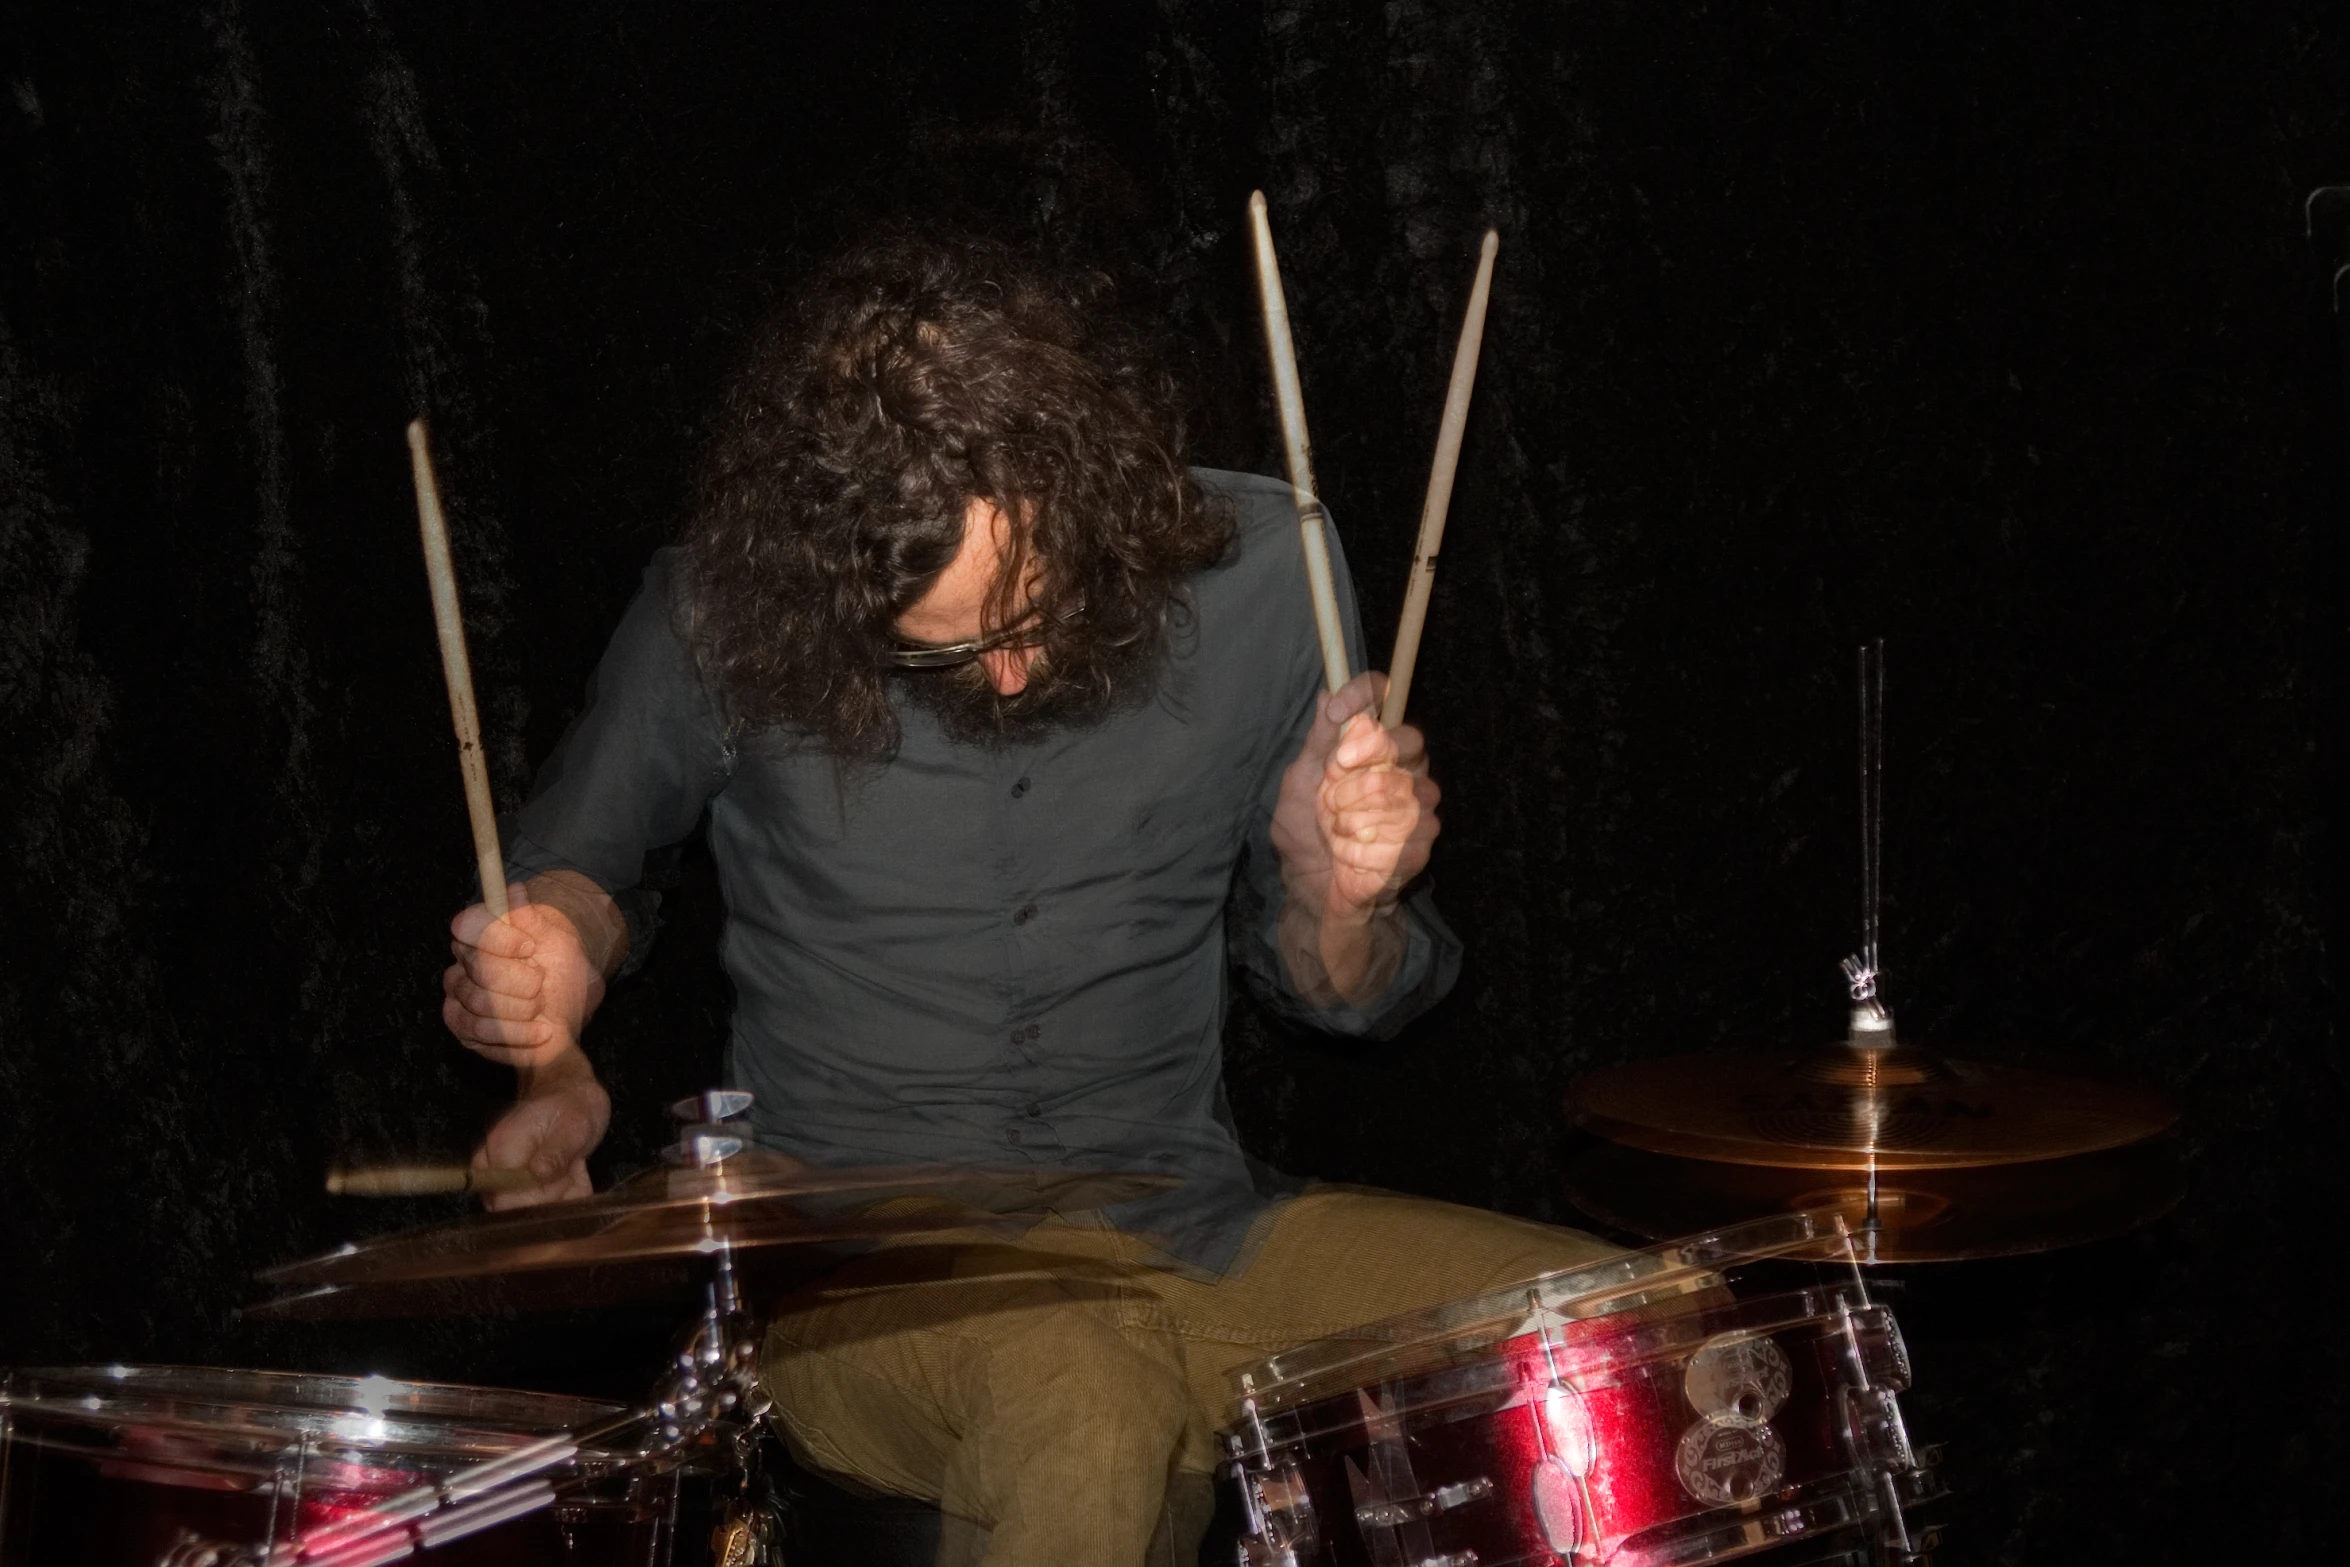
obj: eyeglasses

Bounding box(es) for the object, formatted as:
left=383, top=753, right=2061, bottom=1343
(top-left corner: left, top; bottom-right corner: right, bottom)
left=885, top=599, right=1085, bottom=670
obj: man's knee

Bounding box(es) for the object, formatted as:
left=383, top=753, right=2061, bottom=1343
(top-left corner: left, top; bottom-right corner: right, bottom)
left=981, top=1307, right=1190, bottom=1457
left=762, top=1280, right=1189, bottom=1502
left=764, top=1317, right=961, bottom=1500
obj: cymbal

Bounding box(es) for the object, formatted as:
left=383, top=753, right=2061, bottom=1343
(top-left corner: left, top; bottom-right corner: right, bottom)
left=252, top=1154, right=1177, bottom=1314
left=1564, top=1133, right=2185, bottom=1263
left=1565, top=1045, right=2179, bottom=1171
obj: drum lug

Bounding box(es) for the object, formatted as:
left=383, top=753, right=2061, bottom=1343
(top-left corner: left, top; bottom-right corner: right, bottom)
left=1839, top=1385, right=1915, bottom=1475
left=1225, top=1455, right=1318, bottom=1556
left=1838, top=1303, right=1912, bottom=1393
left=1353, top=1473, right=1493, bottom=1528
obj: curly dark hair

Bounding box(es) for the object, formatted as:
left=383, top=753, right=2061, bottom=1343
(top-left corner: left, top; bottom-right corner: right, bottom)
left=679, top=233, right=1234, bottom=758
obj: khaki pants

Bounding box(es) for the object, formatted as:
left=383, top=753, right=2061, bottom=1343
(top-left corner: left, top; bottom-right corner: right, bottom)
left=761, top=1188, right=1619, bottom=1567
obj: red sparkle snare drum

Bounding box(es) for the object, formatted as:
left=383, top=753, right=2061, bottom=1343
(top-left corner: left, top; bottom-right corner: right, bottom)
left=0, top=1367, right=677, bottom=1567
left=1219, top=1212, right=1939, bottom=1567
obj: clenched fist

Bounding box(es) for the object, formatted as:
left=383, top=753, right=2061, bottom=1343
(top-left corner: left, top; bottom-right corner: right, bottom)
left=1269, top=671, right=1441, bottom=1004
left=443, top=870, right=628, bottom=1207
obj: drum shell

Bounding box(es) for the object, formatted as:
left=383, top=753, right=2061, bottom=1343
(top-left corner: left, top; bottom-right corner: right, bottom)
left=0, top=1366, right=674, bottom=1567
left=1229, top=1286, right=1916, bottom=1567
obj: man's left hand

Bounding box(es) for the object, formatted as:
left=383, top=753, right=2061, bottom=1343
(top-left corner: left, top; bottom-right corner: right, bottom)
left=1269, top=672, right=1441, bottom=1002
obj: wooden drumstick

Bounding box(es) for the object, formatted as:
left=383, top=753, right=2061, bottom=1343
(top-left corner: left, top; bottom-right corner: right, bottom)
left=327, top=1163, right=538, bottom=1197
left=406, top=418, right=509, bottom=921
left=1248, top=191, right=1352, bottom=695
left=1382, top=229, right=1499, bottom=731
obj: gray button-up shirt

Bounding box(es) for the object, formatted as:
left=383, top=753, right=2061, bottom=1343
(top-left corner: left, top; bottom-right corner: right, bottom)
left=505, top=468, right=1462, bottom=1272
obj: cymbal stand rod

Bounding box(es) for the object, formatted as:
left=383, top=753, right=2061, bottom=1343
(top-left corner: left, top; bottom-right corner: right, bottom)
left=1843, top=638, right=1888, bottom=1031
left=1848, top=639, right=1889, bottom=1254
left=711, top=1236, right=742, bottom=1318
left=1862, top=1160, right=1882, bottom=1265
left=1860, top=640, right=1885, bottom=1015
left=1834, top=1218, right=1875, bottom=1307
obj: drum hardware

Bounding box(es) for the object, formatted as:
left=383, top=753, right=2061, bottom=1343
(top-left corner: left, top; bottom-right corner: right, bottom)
left=183, top=1090, right=1169, bottom=1565
left=1830, top=1296, right=1921, bottom=1567
left=1524, top=1290, right=1600, bottom=1561
left=1564, top=643, right=2183, bottom=1262
left=1340, top=1398, right=1442, bottom=1566
left=1354, top=1475, right=1497, bottom=1529
left=1219, top=1210, right=1941, bottom=1567
left=667, top=1091, right=755, bottom=1168
left=1227, top=1378, right=1317, bottom=1567
left=237, top=1309, right=766, bottom=1562
left=79, top=1102, right=783, bottom=1567
left=264, top=1095, right=797, bottom=1564
left=707, top=1420, right=784, bottom=1567
left=4, top=1093, right=1173, bottom=1566
left=0, top=1368, right=677, bottom=1567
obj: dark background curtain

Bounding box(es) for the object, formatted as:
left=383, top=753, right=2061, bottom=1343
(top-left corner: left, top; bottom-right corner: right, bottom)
left=4, top=3, right=2345, bottom=1560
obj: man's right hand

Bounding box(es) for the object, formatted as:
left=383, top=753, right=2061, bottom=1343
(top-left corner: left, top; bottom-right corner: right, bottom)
left=474, top=1045, right=611, bottom=1209
left=443, top=872, right=623, bottom=1069
left=444, top=869, right=630, bottom=1206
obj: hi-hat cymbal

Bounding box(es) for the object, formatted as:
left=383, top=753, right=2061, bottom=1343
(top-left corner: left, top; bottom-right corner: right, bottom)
left=1566, top=1045, right=2178, bottom=1171
left=250, top=1154, right=1177, bottom=1316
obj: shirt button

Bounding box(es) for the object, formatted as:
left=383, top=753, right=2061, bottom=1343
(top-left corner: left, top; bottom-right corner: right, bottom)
left=1006, top=1129, right=1023, bottom=1146
left=1011, top=777, right=1031, bottom=798
left=1025, top=1102, right=1042, bottom=1118
left=1013, top=903, right=1037, bottom=925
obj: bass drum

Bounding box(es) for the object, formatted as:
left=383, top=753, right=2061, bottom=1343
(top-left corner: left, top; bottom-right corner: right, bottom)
left=0, top=1366, right=676, bottom=1567
left=1217, top=1211, right=1941, bottom=1567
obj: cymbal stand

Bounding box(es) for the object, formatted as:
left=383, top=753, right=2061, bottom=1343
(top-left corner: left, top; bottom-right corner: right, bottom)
left=1837, top=640, right=1892, bottom=1262
left=186, top=1095, right=781, bottom=1567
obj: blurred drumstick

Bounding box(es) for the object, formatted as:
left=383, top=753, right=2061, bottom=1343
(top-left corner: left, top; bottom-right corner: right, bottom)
left=327, top=1163, right=537, bottom=1197
left=1248, top=191, right=1352, bottom=695
left=1382, top=229, right=1499, bottom=730
left=407, top=418, right=508, bottom=921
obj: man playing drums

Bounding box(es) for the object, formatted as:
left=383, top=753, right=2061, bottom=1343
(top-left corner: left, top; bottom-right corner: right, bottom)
left=440, top=234, right=1610, bottom=1565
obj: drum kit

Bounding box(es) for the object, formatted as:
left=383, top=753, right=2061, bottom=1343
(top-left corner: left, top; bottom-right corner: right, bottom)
left=0, top=1102, right=1951, bottom=1567
left=0, top=961, right=2181, bottom=1567
left=0, top=722, right=2186, bottom=1567
left=0, top=216, right=2184, bottom=1567
left=1221, top=1212, right=1937, bottom=1567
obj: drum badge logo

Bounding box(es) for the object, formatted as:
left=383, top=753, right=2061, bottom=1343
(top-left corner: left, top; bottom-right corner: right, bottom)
left=1674, top=1413, right=1787, bottom=1505
left=1674, top=1334, right=1793, bottom=1504
left=1683, top=1334, right=1792, bottom=1422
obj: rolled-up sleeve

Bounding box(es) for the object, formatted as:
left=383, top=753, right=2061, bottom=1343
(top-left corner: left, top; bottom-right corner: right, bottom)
left=1225, top=510, right=1464, bottom=1039
left=502, top=549, right=733, bottom=968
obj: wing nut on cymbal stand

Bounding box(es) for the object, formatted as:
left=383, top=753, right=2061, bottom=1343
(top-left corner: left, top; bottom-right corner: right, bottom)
left=667, top=1088, right=757, bottom=1171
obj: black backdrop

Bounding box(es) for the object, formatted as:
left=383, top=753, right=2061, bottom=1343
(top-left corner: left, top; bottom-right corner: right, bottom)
left=4, top=2, right=2346, bottom=1561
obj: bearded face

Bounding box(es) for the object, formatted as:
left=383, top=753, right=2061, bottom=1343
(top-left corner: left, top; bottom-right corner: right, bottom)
left=891, top=629, right=1156, bottom=749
